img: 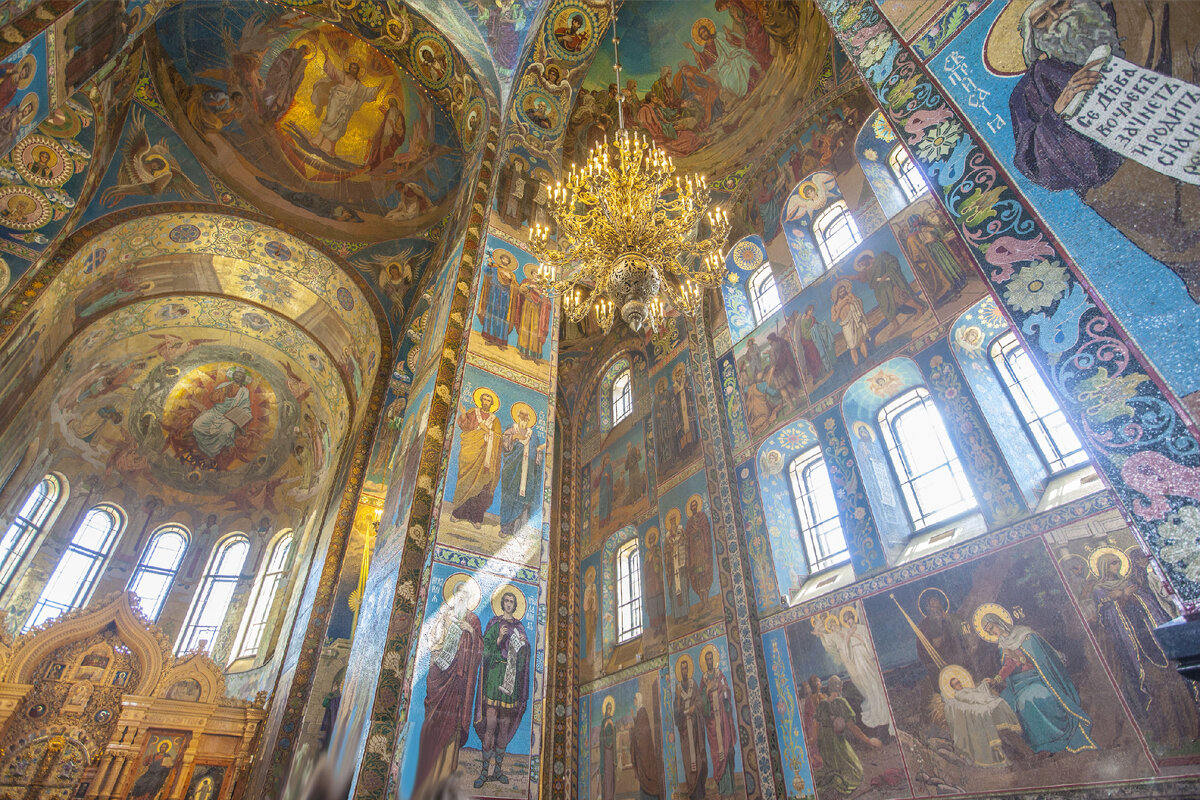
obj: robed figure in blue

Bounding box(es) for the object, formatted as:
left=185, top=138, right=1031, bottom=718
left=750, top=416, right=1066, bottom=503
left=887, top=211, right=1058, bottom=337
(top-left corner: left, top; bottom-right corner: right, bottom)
left=499, top=404, right=544, bottom=537
left=981, top=611, right=1096, bottom=754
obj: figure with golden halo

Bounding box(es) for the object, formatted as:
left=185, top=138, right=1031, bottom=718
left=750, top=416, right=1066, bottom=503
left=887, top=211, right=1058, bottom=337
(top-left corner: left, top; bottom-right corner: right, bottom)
left=1089, top=547, right=1199, bottom=748
left=600, top=695, right=617, bottom=800
left=451, top=388, right=502, bottom=527
left=474, top=585, right=530, bottom=788
left=700, top=646, right=737, bottom=800
left=624, top=439, right=646, bottom=505
left=478, top=249, right=518, bottom=347
left=917, top=588, right=976, bottom=689
left=835, top=606, right=893, bottom=733
left=632, top=690, right=665, bottom=800
left=1005, top=0, right=1200, bottom=296
left=938, top=664, right=1019, bottom=767
left=583, top=565, right=599, bottom=661
left=673, top=655, right=708, bottom=800
left=510, top=275, right=552, bottom=360
left=643, top=528, right=667, bottom=639
left=975, top=604, right=1095, bottom=754
left=415, top=573, right=483, bottom=795
left=685, top=495, right=714, bottom=605
left=499, top=402, right=545, bottom=537
left=664, top=508, right=689, bottom=621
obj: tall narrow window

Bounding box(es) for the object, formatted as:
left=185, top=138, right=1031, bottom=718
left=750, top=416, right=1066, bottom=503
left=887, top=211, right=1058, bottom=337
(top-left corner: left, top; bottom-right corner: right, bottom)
left=878, top=388, right=976, bottom=530
left=25, top=504, right=124, bottom=631
left=176, top=535, right=249, bottom=656
left=813, top=200, right=862, bottom=268
left=615, top=539, right=643, bottom=643
left=748, top=264, right=782, bottom=322
left=888, top=145, right=926, bottom=202
left=127, top=525, right=189, bottom=622
left=990, top=332, right=1087, bottom=473
left=612, top=369, right=633, bottom=425
left=237, top=533, right=294, bottom=659
left=788, top=447, right=849, bottom=572
left=0, top=474, right=62, bottom=596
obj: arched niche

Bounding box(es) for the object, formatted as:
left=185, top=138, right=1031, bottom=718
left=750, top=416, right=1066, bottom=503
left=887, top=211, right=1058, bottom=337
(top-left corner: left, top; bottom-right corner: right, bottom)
left=723, top=235, right=767, bottom=345
left=855, top=110, right=910, bottom=218
left=755, top=418, right=822, bottom=598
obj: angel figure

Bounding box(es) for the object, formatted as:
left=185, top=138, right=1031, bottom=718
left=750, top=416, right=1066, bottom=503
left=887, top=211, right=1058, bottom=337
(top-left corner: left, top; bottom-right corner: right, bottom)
left=100, top=110, right=205, bottom=207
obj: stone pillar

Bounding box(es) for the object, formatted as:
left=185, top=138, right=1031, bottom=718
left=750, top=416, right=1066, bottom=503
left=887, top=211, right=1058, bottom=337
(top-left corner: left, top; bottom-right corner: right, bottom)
left=686, top=301, right=787, bottom=800
left=811, top=1, right=1200, bottom=624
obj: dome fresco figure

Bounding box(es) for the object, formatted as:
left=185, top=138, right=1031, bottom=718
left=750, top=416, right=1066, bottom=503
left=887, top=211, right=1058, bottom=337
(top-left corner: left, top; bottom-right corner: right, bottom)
left=0, top=2, right=1199, bottom=800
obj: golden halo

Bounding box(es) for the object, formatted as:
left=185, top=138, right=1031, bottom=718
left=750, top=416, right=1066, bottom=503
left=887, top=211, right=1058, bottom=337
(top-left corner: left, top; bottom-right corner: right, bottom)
left=984, top=0, right=1042, bottom=76
left=918, top=587, right=951, bottom=617
left=510, top=401, right=537, bottom=426
left=674, top=654, right=695, bottom=681
left=938, top=664, right=975, bottom=699
left=29, top=145, right=56, bottom=167
left=665, top=508, right=682, bottom=529
left=972, top=603, right=1013, bottom=643
left=851, top=421, right=874, bottom=443
left=699, top=644, right=720, bottom=669
left=840, top=605, right=859, bottom=626
left=645, top=527, right=659, bottom=547
left=602, top=695, right=615, bottom=716
left=492, top=247, right=516, bottom=270
left=491, top=583, right=527, bottom=618
left=686, top=494, right=705, bottom=514
left=18, top=93, right=37, bottom=125
left=584, top=565, right=597, bottom=583
left=472, top=386, right=497, bottom=409
left=442, top=572, right=481, bottom=610
left=823, top=613, right=841, bottom=633
left=1089, top=546, right=1130, bottom=579
left=692, top=18, right=716, bottom=45
left=16, top=54, right=35, bottom=89
left=831, top=278, right=854, bottom=301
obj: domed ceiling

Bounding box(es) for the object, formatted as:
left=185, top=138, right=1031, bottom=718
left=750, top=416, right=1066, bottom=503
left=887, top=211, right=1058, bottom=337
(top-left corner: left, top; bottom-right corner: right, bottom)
left=48, top=295, right=345, bottom=504
left=151, top=1, right=466, bottom=243
left=563, top=0, right=830, bottom=177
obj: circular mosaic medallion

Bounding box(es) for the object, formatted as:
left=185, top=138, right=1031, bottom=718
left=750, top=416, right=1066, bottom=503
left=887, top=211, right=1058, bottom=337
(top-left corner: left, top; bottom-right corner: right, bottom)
left=411, top=31, right=451, bottom=91
left=264, top=241, right=291, bottom=261
left=545, top=2, right=597, bottom=60
left=13, top=134, right=72, bottom=187
left=336, top=286, right=354, bottom=311
left=93, top=709, right=111, bottom=723
left=169, top=223, right=201, bottom=243
left=0, top=186, right=51, bottom=229
left=461, top=97, right=484, bottom=149
left=731, top=238, right=764, bottom=270
left=516, top=86, right=563, bottom=137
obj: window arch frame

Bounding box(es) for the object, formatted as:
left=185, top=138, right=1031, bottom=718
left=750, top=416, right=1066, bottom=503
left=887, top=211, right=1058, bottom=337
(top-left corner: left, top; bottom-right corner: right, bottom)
left=614, top=538, right=643, bottom=644
left=127, top=524, right=190, bottom=622
left=748, top=263, right=783, bottom=323
left=787, top=446, right=850, bottom=573
left=234, top=531, right=295, bottom=660
left=611, top=368, right=633, bottom=426
left=25, top=502, right=125, bottom=631
left=0, top=473, right=65, bottom=597
left=988, top=331, right=1088, bottom=474
left=813, top=200, right=863, bottom=268
left=888, top=144, right=926, bottom=202
left=176, top=534, right=250, bottom=657
left=877, top=387, right=977, bottom=531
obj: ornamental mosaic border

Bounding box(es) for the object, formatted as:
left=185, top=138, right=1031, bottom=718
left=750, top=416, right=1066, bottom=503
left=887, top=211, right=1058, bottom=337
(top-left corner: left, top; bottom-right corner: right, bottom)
left=816, top=0, right=1200, bottom=609
left=759, top=488, right=1116, bottom=632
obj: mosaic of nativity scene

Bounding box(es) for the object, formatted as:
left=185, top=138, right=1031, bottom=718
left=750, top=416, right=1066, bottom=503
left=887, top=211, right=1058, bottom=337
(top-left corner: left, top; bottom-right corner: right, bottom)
left=0, top=1, right=1195, bottom=800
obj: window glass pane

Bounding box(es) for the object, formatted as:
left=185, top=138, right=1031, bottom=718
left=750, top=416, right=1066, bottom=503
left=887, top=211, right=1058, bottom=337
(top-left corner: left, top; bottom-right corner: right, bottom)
left=888, top=145, right=926, bottom=201
left=749, top=265, right=782, bottom=322
left=177, top=537, right=248, bottom=656
left=990, top=332, right=1087, bottom=472
left=814, top=201, right=862, bottom=267
left=24, top=504, right=121, bottom=631
left=789, top=448, right=849, bottom=572
left=238, top=534, right=294, bottom=658
left=879, top=389, right=976, bottom=530
left=612, top=370, right=633, bottom=425
left=0, top=476, right=61, bottom=595
left=615, top=540, right=642, bottom=643
left=128, top=527, right=188, bottom=622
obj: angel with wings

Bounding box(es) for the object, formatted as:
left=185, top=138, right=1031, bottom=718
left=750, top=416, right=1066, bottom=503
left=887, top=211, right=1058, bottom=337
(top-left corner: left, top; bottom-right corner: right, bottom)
left=100, top=110, right=204, bottom=207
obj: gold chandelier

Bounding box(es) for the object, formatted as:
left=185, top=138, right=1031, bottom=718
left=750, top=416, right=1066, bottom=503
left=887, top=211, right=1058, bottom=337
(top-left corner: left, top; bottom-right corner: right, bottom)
left=527, top=4, right=730, bottom=333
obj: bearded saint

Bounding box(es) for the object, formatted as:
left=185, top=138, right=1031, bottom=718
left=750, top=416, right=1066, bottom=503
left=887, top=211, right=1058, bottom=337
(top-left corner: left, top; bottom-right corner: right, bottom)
left=1010, top=0, right=1200, bottom=299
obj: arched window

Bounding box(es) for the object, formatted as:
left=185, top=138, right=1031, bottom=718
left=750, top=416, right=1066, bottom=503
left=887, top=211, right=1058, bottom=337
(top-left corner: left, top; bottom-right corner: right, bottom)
left=615, top=539, right=642, bottom=643
left=989, top=332, right=1087, bottom=473
left=25, top=504, right=124, bottom=631
left=888, top=145, right=926, bottom=202
left=813, top=200, right=862, bottom=268
left=0, top=474, right=63, bottom=596
left=788, top=447, right=849, bottom=572
left=127, top=525, right=189, bottom=622
left=176, top=535, right=249, bottom=656
left=236, top=533, right=294, bottom=659
left=748, top=264, right=782, bottom=322
left=878, top=388, right=976, bottom=530
left=612, top=369, right=633, bottom=425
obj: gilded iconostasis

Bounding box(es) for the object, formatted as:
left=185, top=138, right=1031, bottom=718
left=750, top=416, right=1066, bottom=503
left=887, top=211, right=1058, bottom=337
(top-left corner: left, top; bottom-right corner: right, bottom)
left=0, top=1, right=1196, bottom=800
